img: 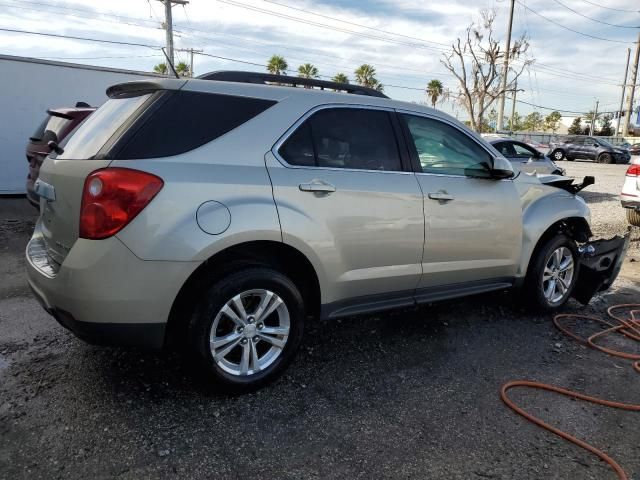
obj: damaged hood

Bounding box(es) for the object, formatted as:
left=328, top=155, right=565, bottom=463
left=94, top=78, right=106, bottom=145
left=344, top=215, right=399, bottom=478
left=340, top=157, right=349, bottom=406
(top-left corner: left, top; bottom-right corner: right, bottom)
left=524, top=172, right=595, bottom=194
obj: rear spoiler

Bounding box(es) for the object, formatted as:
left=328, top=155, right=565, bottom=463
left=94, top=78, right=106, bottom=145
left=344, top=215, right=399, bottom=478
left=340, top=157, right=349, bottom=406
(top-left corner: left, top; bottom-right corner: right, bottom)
left=106, top=79, right=187, bottom=99
left=46, top=109, right=73, bottom=120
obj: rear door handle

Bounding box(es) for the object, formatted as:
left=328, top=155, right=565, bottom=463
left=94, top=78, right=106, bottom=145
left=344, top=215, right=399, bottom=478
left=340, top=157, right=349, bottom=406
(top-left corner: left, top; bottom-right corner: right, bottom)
left=299, top=181, right=336, bottom=193
left=428, top=191, right=454, bottom=202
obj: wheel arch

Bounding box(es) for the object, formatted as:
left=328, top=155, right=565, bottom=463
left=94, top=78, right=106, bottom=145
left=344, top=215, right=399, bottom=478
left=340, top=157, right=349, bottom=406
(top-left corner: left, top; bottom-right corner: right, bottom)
left=519, top=216, right=591, bottom=284
left=165, top=240, right=322, bottom=348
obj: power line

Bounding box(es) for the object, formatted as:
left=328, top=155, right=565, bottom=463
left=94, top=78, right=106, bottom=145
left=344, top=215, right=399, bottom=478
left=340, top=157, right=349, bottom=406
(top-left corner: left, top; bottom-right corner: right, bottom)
left=215, top=0, right=447, bottom=53
left=550, top=0, right=639, bottom=28
left=578, top=0, right=640, bottom=14
left=515, top=99, right=587, bottom=114
left=259, top=0, right=451, bottom=49
left=0, top=27, right=160, bottom=49
left=515, top=0, right=634, bottom=43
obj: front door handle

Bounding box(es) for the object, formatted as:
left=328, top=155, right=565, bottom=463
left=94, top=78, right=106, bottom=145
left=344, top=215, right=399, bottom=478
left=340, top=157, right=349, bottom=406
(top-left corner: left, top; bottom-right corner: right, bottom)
left=299, top=181, right=336, bottom=193
left=428, top=191, right=454, bottom=202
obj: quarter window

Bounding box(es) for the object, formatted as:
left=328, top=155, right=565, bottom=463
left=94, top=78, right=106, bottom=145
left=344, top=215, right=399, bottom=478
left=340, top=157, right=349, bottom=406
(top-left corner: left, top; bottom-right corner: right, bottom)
left=401, top=114, right=492, bottom=175
left=279, top=108, right=402, bottom=171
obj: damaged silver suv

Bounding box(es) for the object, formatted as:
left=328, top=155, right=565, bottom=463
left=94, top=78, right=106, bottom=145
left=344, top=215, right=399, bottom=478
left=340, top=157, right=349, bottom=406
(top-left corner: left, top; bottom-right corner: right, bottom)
left=26, top=72, right=630, bottom=392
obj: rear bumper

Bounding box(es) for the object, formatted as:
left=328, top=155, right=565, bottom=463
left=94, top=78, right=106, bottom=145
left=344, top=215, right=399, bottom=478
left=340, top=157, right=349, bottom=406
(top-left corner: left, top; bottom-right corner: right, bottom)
left=621, top=199, right=640, bottom=210
left=26, top=221, right=198, bottom=349
left=572, top=228, right=632, bottom=305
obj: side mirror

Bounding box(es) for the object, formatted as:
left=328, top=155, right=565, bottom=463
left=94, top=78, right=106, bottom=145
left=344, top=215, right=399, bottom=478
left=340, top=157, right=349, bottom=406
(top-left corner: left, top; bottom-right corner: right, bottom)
left=593, top=143, right=599, bottom=147
left=491, top=156, right=515, bottom=179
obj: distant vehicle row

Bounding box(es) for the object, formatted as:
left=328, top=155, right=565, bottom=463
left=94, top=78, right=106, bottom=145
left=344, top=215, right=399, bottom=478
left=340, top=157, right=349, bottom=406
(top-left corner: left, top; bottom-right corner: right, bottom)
left=549, top=136, right=631, bottom=164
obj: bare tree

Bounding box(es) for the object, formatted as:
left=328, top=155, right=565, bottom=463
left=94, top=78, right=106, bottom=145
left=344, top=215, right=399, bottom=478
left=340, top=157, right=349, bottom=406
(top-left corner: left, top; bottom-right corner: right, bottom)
left=441, top=10, right=533, bottom=132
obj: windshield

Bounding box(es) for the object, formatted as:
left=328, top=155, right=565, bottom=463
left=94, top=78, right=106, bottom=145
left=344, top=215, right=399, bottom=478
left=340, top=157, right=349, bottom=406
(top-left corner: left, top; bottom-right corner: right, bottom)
left=596, top=138, right=614, bottom=148
left=57, top=94, right=151, bottom=159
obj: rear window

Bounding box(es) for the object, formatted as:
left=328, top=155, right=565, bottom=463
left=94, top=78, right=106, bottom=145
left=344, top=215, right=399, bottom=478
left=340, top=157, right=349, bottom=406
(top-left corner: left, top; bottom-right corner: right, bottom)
left=30, top=115, right=71, bottom=144
left=113, top=91, right=277, bottom=159
left=57, top=94, right=151, bottom=159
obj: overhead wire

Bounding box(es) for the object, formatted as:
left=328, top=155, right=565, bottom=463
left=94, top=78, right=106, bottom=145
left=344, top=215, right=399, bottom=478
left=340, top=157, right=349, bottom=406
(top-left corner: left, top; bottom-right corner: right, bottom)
left=550, top=0, right=639, bottom=28
left=579, top=0, right=640, bottom=14
left=515, top=0, right=634, bottom=43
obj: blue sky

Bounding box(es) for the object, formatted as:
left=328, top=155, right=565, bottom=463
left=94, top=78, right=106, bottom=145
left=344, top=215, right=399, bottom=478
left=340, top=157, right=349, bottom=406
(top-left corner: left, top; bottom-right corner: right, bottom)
left=1, top=0, right=638, bottom=124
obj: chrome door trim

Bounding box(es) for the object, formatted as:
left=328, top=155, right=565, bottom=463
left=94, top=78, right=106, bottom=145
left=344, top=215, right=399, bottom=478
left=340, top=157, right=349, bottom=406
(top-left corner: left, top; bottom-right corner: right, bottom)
left=270, top=103, right=414, bottom=175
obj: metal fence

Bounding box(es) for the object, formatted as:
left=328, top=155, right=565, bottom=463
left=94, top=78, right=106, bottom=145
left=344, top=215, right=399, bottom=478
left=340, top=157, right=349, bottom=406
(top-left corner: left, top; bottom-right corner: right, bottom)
left=508, top=133, right=638, bottom=147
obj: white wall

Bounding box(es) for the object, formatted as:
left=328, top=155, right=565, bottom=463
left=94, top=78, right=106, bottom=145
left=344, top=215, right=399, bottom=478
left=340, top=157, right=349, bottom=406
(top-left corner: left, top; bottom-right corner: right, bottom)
left=0, top=55, right=160, bottom=193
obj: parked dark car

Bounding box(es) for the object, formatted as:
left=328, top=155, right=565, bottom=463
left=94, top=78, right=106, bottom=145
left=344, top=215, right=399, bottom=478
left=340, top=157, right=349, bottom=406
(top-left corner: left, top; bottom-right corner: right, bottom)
left=26, top=103, right=95, bottom=207
left=548, top=136, right=630, bottom=164
left=489, top=138, right=565, bottom=175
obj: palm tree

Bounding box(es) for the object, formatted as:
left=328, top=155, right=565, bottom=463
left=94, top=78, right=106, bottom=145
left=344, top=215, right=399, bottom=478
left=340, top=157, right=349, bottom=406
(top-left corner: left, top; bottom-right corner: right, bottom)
left=153, top=63, right=168, bottom=75
left=332, top=73, right=349, bottom=84
left=175, top=61, right=190, bottom=77
left=354, top=64, right=378, bottom=88
left=297, top=63, right=319, bottom=79
left=426, top=79, right=443, bottom=108
left=267, top=55, right=288, bottom=75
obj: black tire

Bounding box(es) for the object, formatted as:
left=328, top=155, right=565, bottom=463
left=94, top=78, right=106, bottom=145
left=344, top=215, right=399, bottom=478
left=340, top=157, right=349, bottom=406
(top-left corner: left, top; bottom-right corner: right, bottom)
left=524, top=234, right=580, bottom=311
left=188, top=267, right=305, bottom=393
left=551, top=149, right=565, bottom=161
left=598, top=153, right=613, bottom=164
left=627, top=209, right=640, bottom=227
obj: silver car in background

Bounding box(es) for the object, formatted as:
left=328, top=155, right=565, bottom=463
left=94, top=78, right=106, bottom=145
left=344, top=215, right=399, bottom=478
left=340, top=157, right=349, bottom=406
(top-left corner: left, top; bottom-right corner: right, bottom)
left=489, top=138, right=565, bottom=175
left=26, top=72, right=629, bottom=392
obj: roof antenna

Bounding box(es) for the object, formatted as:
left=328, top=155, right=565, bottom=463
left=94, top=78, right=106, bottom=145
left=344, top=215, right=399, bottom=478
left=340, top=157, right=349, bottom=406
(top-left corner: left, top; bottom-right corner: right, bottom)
left=160, top=47, right=180, bottom=79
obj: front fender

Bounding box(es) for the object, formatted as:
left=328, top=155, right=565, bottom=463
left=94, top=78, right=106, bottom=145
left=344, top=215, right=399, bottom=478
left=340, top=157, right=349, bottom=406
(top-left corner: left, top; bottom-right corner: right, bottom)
left=519, top=189, right=591, bottom=276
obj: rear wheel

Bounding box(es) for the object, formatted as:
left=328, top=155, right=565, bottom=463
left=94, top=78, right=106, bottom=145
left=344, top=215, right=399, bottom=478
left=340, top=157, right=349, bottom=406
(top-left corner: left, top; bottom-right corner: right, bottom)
left=552, top=149, right=565, bottom=161
left=524, top=234, right=579, bottom=311
left=626, top=209, right=640, bottom=227
left=188, top=267, right=305, bottom=393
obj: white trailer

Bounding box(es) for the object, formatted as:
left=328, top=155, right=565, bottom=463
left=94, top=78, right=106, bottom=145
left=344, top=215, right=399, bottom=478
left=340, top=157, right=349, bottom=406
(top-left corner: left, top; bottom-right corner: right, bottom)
left=0, top=54, right=161, bottom=194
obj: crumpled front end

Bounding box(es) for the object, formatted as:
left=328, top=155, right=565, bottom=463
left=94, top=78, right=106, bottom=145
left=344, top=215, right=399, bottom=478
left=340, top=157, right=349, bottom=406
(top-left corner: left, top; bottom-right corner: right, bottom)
left=572, top=228, right=633, bottom=305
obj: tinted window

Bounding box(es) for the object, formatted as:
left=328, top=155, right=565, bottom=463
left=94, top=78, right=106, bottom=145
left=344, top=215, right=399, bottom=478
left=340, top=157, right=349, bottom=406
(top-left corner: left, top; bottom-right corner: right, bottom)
left=58, top=94, right=151, bottom=159
left=116, top=91, right=276, bottom=159
left=402, top=115, right=491, bottom=175
left=280, top=108, right=401, bottom=171
left=279, top=122, right=315, bottom=167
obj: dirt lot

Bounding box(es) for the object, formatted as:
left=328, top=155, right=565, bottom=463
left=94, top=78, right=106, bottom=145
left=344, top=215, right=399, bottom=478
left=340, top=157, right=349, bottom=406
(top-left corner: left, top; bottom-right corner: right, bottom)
left=1, top=162, right=639, bottom=480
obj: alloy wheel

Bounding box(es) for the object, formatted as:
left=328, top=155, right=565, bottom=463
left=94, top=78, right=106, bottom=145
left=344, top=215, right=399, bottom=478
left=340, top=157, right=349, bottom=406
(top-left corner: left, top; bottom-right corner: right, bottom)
left=209, top=289, right=290, bottom=376
left=542, top=247, right=575, bottom=304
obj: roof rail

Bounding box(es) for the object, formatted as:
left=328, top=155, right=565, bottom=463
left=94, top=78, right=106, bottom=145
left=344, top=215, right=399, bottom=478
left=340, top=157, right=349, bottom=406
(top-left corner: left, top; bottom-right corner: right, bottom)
left=197, top=70, right=389, bottom=98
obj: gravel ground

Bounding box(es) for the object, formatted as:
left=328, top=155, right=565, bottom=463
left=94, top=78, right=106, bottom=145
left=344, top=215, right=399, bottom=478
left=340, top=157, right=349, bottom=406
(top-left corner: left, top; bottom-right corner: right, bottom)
left=1, top=165, right=639, bottom=480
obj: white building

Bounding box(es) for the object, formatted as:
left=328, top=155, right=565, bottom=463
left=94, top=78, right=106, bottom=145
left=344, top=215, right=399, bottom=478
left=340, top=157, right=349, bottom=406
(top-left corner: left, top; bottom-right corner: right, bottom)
left=0, top=55, right=161, bottom=194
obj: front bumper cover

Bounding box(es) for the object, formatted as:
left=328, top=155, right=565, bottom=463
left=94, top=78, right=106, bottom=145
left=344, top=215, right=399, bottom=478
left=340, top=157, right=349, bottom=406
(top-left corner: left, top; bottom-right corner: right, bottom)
left=572, top=228, right=633, bottom=305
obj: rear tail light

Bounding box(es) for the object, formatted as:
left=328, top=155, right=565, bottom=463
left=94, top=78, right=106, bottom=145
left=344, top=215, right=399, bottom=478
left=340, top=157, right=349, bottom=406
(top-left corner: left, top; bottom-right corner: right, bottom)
left=626, top=165, right=640, bottom=176
left=80, top=168, right=163, bottom=239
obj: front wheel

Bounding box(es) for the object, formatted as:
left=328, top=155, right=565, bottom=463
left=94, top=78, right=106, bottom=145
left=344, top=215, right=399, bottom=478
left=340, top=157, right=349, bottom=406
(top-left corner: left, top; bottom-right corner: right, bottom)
left=524, top=234, right=580, bottom=311
left=188, top=267, right=305, bottom=393
left=552, top=149, right=565, bottom=161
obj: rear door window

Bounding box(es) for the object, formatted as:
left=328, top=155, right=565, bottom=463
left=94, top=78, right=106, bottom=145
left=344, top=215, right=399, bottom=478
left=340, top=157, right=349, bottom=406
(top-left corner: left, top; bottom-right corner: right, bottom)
left=278, top=108, right=402, bottom=171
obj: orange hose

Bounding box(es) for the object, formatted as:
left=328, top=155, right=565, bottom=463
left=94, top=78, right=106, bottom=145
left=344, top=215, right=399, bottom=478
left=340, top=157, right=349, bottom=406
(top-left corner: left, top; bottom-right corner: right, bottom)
left=500, top=304, right=640, bottom=480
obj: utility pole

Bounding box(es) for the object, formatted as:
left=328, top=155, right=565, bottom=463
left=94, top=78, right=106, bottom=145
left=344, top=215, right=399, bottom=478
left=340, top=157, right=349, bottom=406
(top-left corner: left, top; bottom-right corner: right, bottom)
left=617, top=48, right=631, bottom=136
left=589, top=99, right=599, bottom=136
left=496, top=0, right=515, bottom=132
left=622, top=31, right=640, bottom=137
left=510, top=78, right=518, bottom=131
left=175, top=47, right=202, bottom=76
left=157, top=0, right=189, bottom=69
